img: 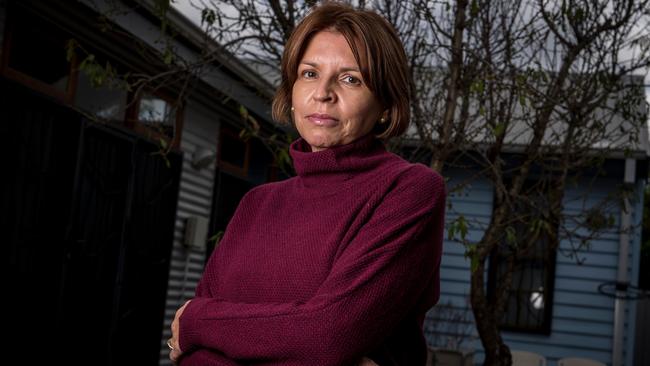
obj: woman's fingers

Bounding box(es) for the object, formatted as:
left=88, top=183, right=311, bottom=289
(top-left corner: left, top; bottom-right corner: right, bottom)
left=169, top=300, right=192, bottom=363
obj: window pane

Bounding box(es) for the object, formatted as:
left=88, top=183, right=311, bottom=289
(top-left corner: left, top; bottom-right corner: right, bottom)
left=220, top=133, right=247, bottom=168
left=489, top=179, right=556, bottom=334
left=503, top=262, right=547, bottom=329
left=75, top=72, right=127, bottom=121
left=8, top=14, right=70, bottom=91
left=137, top=94, right=176, bottom=137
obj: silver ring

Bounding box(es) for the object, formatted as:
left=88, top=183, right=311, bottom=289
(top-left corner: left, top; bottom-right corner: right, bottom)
left=167, top=339, right=174, bottom=351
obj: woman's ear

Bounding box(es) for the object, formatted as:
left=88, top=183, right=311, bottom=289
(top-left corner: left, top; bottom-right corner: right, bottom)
left=380, top=110, right=389, bottom=124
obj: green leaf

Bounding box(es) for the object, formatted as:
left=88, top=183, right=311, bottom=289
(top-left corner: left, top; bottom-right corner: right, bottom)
left=448, top=215, right=469, bottom=241
left=159, top=137, right=168, bottom=149
left=572, top=8, right=584, bottom=22
left=66, top=39, right=77, bottom=62
left=470, top=0, right=480, bottom=17
left=505, top=225, right=517, bottom=245
left=208, top=230, right=225, bottom=244
left=239, top=105, right=249, bottom=120
left=276, top=148, right=290, bottom=167
left=201, top=9, right=216, bottom=26
left=515, top=74, right=527, bottom=86
left=519, top=94, right=527, bottom=108
left=470, top=79, right=484, bottom=94
left=163, top=48, right=173, bottom=65
left=491, top=122, right=505, bottom=137
left=470, top=253, right=480, bottom=273
left=447, top=225, right=456, bottom=240
left=155, top=0, right=171, bottom=15
left=459, top=216, right=468, bottom=239
left=463, top=245, right=480, bottom=273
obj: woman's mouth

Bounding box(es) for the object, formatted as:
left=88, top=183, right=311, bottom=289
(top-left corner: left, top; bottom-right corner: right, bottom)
left=307, top=113, right=339, bottom=127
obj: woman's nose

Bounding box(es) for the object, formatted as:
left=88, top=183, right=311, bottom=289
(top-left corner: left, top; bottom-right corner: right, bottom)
left=313, top=80, right=335, bottom=102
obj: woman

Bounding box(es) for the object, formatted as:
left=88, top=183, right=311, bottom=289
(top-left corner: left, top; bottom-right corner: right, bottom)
left=168, top=2, right=445, bottom=365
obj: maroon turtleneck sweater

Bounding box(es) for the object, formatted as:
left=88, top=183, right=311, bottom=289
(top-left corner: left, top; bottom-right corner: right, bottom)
left=179, top=135, right=445, bottom=366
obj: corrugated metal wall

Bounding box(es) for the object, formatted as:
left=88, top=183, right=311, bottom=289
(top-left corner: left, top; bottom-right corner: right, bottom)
left=159, top=101, right=220, bottom=365
left=428, top=168, right=642, bottom=366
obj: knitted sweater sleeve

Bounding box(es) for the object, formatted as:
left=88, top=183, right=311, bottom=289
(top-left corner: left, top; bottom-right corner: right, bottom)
left=179, top=168, right=445, bottom=365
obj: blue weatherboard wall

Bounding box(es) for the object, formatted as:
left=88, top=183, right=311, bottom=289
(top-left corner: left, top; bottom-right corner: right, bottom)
left=426, top=167, right=643, bottom=366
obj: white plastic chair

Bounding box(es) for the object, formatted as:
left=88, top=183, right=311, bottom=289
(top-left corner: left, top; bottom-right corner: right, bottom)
left=557, top=357, right=607, bottom=366
left=511, top=350, right=547, bottom=366
left=427, top=348, right=474, bottom=366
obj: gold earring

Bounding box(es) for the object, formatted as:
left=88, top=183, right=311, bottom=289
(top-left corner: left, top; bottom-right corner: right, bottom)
left=291, top=106, right=295, bottom=112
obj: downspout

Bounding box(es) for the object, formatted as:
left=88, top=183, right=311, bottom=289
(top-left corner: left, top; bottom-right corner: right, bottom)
left=612, top=158, right=635, bottom=366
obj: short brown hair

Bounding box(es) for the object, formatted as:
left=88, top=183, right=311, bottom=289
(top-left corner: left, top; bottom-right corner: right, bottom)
left=271, top=2, right=411, bottom=139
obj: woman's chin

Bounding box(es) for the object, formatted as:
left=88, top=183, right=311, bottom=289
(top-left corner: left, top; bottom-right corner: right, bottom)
left=303, top=135, right=337, bottom=152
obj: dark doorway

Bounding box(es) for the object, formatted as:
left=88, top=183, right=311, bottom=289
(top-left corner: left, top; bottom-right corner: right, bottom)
left=2, top=78, right=181, bottom=365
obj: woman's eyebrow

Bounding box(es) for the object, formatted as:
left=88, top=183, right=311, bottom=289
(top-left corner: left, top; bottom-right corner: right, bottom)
left=300, top=61, right=360, bottom=73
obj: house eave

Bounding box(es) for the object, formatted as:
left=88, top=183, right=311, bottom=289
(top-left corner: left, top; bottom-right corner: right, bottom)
left=135, top=0, right=276, bottom=101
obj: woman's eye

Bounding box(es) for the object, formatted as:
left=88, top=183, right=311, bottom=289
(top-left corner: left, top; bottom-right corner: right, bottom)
left=343, top=75, right=361, bottom=85
left=301, top=70, right=317, bottom=78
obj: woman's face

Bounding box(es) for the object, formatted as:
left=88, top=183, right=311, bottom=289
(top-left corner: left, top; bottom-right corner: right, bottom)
left=291, top=31, right=384, bottom=152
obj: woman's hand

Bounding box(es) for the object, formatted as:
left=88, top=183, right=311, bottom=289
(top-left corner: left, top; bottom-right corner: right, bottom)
left=357, top=357, right=379, bottom=366
left=168, top=299, right=192, bottom=364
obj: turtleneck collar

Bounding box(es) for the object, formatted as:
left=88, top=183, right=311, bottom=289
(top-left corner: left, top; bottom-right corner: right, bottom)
left=289, top=134, right=388, bottom=188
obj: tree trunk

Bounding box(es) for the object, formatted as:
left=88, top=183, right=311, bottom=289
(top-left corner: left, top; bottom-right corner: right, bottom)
left=470, top=203, right=514, bottom=366
left=430, top=0, right=468, bottom=172
left=471, top=261, right=513, bottom=366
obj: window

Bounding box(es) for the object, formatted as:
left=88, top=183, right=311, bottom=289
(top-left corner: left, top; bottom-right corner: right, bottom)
left=488, top=181, right=557, bottom=334
left=126, top=91, right=184, bottom=148
left=218, top=125, right=250, bottom=177
left=74, top=60, right=128, bottom=122
left=1, top=3, right=77, bottom=103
